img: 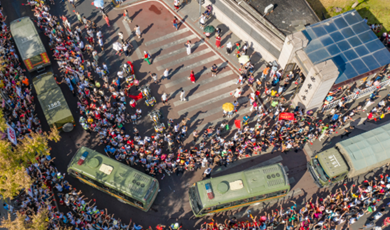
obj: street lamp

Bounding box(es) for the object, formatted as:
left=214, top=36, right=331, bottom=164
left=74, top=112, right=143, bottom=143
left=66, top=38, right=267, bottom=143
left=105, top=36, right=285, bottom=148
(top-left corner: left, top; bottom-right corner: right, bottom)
left=199, top=0, right=202, bottom=17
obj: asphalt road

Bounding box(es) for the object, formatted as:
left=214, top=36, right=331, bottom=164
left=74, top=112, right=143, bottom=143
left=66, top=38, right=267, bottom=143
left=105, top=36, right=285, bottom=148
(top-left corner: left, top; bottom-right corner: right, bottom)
left=4, top=0, right=390, bottom=229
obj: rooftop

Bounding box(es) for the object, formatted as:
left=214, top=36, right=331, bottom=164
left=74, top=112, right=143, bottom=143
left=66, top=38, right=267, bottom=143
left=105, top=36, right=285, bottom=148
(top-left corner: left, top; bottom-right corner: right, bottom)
left=302, top=10, right=390, bottom=84
left=248, top=0, right=319, bottom=35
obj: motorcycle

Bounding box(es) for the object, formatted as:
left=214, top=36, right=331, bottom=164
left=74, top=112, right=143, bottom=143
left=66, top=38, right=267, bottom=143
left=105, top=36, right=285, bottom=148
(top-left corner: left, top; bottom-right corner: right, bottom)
left=122, top=62, right=134, bottom=75
left=148, top=110, right=165, bottom=133
left=139, top=85, right=156, bottom=106
left=148, top=110, right=163, bottom=125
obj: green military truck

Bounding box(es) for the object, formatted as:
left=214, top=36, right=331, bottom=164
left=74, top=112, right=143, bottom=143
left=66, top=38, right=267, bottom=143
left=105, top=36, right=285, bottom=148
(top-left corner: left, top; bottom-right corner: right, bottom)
left=308, top=122, right=390, bottom=187
left=10, top=17, right=51, bottom=72
left=33, top=72, right=75, bottom=132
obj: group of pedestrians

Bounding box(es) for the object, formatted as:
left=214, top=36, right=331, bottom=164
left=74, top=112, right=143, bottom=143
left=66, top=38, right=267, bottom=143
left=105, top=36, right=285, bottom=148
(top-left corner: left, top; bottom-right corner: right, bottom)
left=200, top=172, right=390, bottom=230
left=0, top=7, right=42, bottom=138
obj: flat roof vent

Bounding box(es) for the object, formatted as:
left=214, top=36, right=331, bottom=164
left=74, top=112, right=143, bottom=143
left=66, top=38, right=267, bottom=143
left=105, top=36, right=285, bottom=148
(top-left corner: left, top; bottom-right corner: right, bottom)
left=229, top=180, right=244, bottom=190
left=267, top=178, right=285, bottom=186
left=99, top=164, right=113, bottom=175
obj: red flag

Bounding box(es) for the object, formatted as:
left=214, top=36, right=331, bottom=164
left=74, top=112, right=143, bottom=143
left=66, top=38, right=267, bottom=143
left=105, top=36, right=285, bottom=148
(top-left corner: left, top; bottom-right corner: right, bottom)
left=278, top=112, right=294, bottom=121
left=234, top=120, right=241, bottom=129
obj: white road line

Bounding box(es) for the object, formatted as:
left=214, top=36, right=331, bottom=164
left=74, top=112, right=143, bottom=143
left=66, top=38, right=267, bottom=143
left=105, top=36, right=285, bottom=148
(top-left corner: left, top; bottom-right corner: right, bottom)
left=156, top=48, right=212, bottom=71
left=181, top=70, right=234, bottom=92
left=174, top=79, right=237, bottom=107
left=149, top=34, right=197, bottom=53
left=169, top=55, right=219, bottom=77
left=145, top=27, right=190, bottom=46
left=122, top=19, right=142, bottom=59
left=153, top=41, right=205, bottom=62
left=164, top=61, right=229, bottom=88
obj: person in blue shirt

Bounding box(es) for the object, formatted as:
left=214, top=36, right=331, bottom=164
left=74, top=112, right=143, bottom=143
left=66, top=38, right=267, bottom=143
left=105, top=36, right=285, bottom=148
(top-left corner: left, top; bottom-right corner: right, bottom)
left=133, top=223, right=143, bottom=230
left=243, top=115, right=250, bottom=125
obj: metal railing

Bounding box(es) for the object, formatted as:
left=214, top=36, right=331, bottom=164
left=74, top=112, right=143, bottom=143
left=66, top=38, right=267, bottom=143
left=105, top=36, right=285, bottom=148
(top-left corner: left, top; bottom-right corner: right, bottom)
left=322, top=78, right=390, bottom=111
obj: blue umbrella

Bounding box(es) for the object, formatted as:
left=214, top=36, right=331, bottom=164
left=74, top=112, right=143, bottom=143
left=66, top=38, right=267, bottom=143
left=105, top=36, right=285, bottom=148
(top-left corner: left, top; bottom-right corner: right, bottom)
left=93, top=0, right=104, bottom=8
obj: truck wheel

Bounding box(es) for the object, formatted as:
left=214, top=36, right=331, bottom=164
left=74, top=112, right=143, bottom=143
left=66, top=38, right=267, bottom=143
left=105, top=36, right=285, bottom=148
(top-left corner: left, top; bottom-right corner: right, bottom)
left=62, top=123, right=74, bottom=132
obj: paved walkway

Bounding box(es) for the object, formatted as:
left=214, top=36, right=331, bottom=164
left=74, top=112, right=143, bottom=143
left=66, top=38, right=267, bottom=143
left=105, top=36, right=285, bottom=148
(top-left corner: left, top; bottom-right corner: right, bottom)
left=110, top=1, right=259, bottom=137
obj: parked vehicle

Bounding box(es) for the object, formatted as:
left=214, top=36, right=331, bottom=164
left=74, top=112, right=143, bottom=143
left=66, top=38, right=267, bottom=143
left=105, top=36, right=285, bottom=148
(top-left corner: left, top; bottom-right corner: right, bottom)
left=308, top=122, right=390, bottom=187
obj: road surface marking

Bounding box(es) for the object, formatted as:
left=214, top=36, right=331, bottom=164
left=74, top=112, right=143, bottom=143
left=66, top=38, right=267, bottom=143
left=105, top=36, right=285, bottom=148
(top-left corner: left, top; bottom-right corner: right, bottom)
left=168, top=55, right=220, bottom=76
left=164, top=61, right=229, bottom=88
left=156, top=48, right=212, bottom=71
left=122, top=19, right=143, bottom=59
left=153, top=41, right=205, bottom=62
left=181, top=70, right=234, bottom=92
left=149, top=34, right=197, bottom=53
left=145, top=27, right=190, bottom=46
left=174, top=79, right=237, bottom=107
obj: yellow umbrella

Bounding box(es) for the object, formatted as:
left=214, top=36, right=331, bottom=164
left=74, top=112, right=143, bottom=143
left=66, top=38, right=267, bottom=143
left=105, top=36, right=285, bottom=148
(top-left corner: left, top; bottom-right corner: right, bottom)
left=238, top=55, right=250, bottom=64
left=222, top=102, right=234, bottom=111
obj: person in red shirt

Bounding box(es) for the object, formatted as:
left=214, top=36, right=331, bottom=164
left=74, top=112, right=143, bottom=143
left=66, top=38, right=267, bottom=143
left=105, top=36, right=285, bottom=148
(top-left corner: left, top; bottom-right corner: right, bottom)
left=189, top=70, right=196, bottom=83
left=172, top=16, right=179, bottom=30
left=215, top=35, right=221, bottom=48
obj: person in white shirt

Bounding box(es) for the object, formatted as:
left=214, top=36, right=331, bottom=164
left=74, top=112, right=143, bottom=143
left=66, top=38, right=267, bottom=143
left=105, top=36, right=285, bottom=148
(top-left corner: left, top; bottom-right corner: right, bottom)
left=162, top=68, right=169, bottom=79
left=161, top=93, right=168, bottom=105
left=179, top=90, right=186, bottom=101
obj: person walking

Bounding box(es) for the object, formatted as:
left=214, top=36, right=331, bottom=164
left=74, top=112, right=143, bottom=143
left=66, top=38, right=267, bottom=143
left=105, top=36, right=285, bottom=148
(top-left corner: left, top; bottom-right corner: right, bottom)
left=242, top=42, right=248, bottom=55
left=226, top=41, right=233, bottom=55
left=189, top=70, right=196, bottom=83
left=144, top=51, right=151, bottom=65
left=180, top=90, right=186, bottom=101
left=92, top=50, right=99, bottom=64
left=260, top=65, right=270, bottom=80
left=162, top=68, right=169, bottom=80
left=197, top=13, right=206, bottom=29
left=124, top=9, right=132, bottom=23
left=232, top=87, right=242, bottom=98
left=185, top=40, right=192, bottom=55
left=98, top=37, right=104, bottom=51
left=134, top=25, right=141, bottom=38
left=118, top=31, right=124, bottom=43
left=211, top=64, right=218, bottom=77
left=150, top=73, right=158, bottom=83
left=172, top=16, right=179, bottom=30
left=75, top=11, right=82, bottom=24
left=69, top=0, right=76, bottom=8
left=103, top=14, right=110, bottom=27
left=173, top=0, right=180, bottom=11
left=161, top=93, right=168, bottom=105
left=215, top=35, right=221, bottom=49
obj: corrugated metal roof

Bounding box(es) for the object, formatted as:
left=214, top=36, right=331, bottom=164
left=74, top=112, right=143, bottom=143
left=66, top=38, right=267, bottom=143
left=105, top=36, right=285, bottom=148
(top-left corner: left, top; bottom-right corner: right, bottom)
left=337, top=122, right=390, bottom=175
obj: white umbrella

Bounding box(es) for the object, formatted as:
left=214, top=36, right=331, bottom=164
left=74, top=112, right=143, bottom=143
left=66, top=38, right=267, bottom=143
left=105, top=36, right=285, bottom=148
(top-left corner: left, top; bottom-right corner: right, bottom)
left=93, top=0, right=104, bottom=8
left=113, top=42, right=122, bottom=51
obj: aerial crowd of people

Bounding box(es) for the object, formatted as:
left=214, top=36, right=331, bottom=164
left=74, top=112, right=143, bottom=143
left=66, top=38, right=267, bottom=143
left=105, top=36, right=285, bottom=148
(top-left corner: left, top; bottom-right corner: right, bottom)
left=1, top=0, right=390, bottom=229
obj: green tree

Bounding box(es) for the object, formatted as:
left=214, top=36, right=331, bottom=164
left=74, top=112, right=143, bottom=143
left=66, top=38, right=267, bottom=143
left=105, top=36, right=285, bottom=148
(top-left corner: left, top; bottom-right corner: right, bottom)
left=0, top=209, right=50, bottom=230
left=0, top=212, right=28, bottom=230
left=0, top=109, right=61, bottom=199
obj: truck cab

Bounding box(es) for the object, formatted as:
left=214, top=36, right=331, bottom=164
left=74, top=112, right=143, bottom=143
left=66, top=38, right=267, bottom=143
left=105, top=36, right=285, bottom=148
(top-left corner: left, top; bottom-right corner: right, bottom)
left=308, top=147, right=349, bottom=187
left=10, top=17, right=51, bottom=72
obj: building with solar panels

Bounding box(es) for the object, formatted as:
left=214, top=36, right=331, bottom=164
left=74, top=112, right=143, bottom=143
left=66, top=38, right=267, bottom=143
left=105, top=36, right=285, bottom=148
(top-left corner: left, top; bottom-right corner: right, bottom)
left=278, top=9, right=390, bottom=111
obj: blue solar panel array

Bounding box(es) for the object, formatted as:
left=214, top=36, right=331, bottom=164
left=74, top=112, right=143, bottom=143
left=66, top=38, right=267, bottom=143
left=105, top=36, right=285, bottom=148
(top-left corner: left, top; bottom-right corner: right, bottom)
left=302, top=10, right=390, bottom=84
